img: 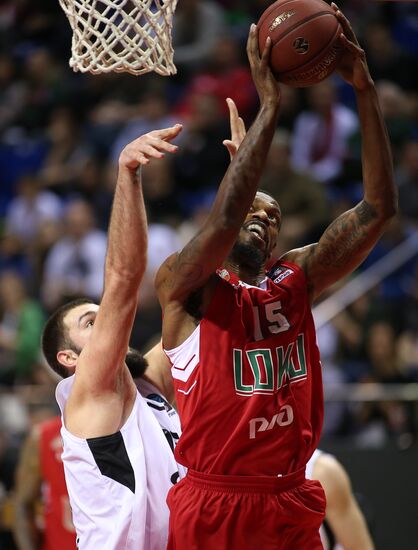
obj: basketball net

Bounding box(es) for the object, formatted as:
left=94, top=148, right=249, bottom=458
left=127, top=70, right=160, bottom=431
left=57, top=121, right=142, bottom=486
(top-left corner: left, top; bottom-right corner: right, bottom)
left=58, top=0, right=178, bottom=76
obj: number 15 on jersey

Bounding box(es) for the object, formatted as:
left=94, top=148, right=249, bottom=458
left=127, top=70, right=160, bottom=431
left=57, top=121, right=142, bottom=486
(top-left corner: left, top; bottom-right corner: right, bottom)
left=253, top=300, right=290, bottom=341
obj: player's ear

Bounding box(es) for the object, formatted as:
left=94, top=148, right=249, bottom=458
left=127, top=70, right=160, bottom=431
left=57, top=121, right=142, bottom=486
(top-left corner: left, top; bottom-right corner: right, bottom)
left=57, top=349, right=78, bottom=369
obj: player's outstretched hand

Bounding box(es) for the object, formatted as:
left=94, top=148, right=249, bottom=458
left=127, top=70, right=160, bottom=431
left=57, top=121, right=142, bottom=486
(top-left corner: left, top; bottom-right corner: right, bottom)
left=332, top=3, right=373, bottom=92
left=119, top=124, right=183, bottom=171
left=223, top=98, right=247, bottom=161
left=247, top=24, right=280, bottom=107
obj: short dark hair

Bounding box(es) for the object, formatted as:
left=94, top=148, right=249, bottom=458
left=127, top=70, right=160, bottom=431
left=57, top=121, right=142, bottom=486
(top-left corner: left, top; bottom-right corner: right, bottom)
left=257, top=188, right=278, bottom=205
left=42, top=298, right=94, bottom=378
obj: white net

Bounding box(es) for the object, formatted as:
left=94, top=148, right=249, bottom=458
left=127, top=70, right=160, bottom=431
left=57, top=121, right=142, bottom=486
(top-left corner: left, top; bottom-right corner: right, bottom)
left=58, top=0, right=178, bottom=76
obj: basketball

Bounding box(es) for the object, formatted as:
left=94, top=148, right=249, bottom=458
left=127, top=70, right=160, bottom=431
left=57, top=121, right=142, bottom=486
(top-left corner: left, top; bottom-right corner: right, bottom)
left=257, top=0, right=343, bottom=87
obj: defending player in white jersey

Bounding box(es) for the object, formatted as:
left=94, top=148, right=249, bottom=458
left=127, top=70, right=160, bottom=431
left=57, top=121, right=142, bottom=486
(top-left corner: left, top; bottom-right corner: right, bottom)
left=306, top=450, right=374, bottom=550
left=41, top=125, right=185, bottom=550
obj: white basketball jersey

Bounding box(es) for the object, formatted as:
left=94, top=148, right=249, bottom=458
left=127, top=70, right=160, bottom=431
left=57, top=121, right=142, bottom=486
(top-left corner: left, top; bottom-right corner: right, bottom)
left=306, top=450, right=344, bottom=550
left=56, top=375, right=186, bottom=550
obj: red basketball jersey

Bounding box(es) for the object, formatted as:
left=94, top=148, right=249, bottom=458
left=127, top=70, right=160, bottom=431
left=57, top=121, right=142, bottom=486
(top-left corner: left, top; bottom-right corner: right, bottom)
left=39, top=416, right=77, bottom=550
left=167, top=260, right=323, bottom=476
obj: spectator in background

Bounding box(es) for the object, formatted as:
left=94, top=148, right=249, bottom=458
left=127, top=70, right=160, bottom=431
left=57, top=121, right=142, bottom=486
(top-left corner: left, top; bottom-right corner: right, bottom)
left=28, top=218, right=62, bottom=298
left=5, top=174, right=62, bottom=245
left=176, top=190, right=216, bottom=248
left=39, top=107, right=90, bottom=195
left=272, top=84, right=302, bottom=133
left=69, top=158, right=111, bottom=230
left=13, top=416, right=76, bottom=550
left=141, top=156, right=181, bottom=224
left=172, top=0, right=226, bottom=75
left=15, top=0, right=71, bottom=56
left=0, top=55, right=26, bottom=136
left=0, top=0, right=18, bottom=50
left=361, top=218, right=418, bottom=325
left=17, top=48, right=67, bottom=134
left=398, top=271, right=418, bottom=382
left=333, top=293, right=374, bottom=382
left=85, top=94, right=132, bottom=160
left=41, top=199, right=107, bottom=311
left=111, top=91, right=175, bottom=164
left=376, top=81, right=414, bottom=160
left=356, top=321, right=415, bottom=448
left=345, top=81, right=415, bottom=186
left=314, top=292, right=349, bottom=437
left=363, top=20, right=418, bottom=93
left=173, top=92, right=229, bottom=199
left=398, top=139, right=418, bottom=226
left=176, top=35, right=256, bottom=122
left=291, top=78, right=358, bottom=184
left=0, top=233, right=32, bottom=283
left=0, top=271, right=45, bottom=385
left=260, top=129, right=330, bottom=254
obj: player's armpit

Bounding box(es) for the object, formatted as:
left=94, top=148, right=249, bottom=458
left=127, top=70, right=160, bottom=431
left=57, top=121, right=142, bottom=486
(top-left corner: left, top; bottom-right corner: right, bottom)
left=284, top=199, right=394, bottom=302
left=143, top=341, right=175, bottom=403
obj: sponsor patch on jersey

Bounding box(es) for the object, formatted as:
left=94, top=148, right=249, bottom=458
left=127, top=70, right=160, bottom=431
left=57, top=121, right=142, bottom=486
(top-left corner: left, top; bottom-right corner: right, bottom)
left=269, top=267, right=293, bottom=284
left=216, top=268, right=230, bottom=281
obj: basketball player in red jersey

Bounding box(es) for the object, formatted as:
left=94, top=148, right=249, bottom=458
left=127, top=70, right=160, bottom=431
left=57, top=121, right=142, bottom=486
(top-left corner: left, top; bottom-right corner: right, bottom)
left=13, top=416, right=76, bottom=550
left=156, top=7, right=397, bottom=550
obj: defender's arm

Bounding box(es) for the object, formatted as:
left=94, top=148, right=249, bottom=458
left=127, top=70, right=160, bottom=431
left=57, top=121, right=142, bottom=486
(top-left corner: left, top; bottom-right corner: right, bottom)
left=74, top=126, right=182, bottom=395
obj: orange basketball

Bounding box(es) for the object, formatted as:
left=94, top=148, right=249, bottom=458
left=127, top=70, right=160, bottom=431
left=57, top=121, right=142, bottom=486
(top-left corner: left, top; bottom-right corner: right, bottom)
left=257, top=0, right=343, bottom=87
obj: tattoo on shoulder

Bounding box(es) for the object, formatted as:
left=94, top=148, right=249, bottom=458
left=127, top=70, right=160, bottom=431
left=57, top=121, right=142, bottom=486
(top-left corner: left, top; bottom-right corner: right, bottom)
left=171, top=239, right=205, bottom=285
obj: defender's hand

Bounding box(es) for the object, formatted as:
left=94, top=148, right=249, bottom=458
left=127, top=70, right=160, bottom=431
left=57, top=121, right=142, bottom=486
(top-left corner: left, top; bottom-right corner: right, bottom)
left=247, top=24, right=280, bottom=107
left=223, top=98, right=247, bottom=161
left=332, top=3, right=373, bottom=92
left=119, top=124, right=182, bottom=171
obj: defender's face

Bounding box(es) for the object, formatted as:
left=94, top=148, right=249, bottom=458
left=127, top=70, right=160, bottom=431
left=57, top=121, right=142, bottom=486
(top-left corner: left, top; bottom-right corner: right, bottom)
left=237, top=192, right=281, bottom=258
left=63, top=302, right=99, bottom=355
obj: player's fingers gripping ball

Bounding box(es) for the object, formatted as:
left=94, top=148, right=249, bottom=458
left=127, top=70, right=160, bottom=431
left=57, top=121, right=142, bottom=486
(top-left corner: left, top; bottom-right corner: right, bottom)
left=257, top=0, right=343, bottom=87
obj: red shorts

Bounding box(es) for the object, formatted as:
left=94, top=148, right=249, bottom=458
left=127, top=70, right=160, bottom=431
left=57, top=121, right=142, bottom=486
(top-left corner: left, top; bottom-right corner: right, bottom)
left=167, top=468, right=326, bottom=550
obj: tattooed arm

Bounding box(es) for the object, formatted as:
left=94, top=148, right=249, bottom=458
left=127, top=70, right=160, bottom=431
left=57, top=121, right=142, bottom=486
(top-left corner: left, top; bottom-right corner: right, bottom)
left=156, top=27, right=279, bottom=316
left=283, top=6, right=397, bottom=302
left=13, top=427, right=41, bottom=550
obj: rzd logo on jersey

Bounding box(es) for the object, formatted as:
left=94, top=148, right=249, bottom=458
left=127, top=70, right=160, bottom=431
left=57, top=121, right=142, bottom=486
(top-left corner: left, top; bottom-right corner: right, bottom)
left=249, top=405, right=294, bottom=439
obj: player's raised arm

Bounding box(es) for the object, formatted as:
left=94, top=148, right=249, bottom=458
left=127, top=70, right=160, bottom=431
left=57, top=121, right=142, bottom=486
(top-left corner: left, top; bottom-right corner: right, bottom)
left=156, top=26, right=280, bottom=306
left=284, top=5, right=397, bottom=301
left=70, top=126, right=182, bottom=394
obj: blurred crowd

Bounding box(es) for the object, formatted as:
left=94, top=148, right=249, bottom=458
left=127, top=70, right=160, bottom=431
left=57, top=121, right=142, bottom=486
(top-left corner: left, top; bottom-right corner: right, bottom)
left=0, top=0, right=418, bottom=545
